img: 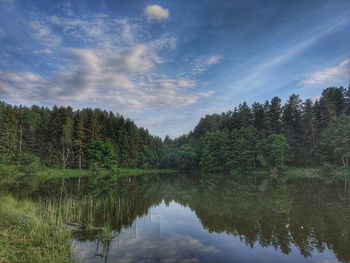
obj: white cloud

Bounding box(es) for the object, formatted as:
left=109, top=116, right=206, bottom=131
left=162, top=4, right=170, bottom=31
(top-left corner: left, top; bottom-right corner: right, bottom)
left=191, top=55, right=222, bottom=76
left=144, top=5, right=169, bottom=21
left=206, top=55, right=222, bottom=65
left=0, top=37, right=213, bottom=110
left=34, top=49, right=53, bottom=55
left=30, top=20, right=50, bottom=38
left=49, top=16, right=142, bottom=47
left=225, top=18, right=349, bottom=97
left=1, top=13, right=214, bottom=114
left=302, top=59, right=350, bottom=85
left=30, top=20, right=62, bottom=48
left=0, top=71, right=48, bottom=103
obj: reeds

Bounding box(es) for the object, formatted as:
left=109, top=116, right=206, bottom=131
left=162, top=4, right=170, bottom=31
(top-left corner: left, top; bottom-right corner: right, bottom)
left=0, top=196, right=72, bottom=263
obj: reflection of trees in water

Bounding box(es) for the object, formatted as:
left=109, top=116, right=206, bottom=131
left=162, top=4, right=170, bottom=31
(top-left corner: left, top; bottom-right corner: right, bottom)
left=188, top=175, right=350, bottom=262
left=35, top=174, right=350, bottom=263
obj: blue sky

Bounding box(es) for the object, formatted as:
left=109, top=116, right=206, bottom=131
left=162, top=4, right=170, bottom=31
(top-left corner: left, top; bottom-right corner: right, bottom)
left=0, top=0, right=349, bottom=138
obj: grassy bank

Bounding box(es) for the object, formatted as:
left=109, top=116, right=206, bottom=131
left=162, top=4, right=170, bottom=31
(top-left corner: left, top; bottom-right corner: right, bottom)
left=0, top=164, right=175, bottom=185
left=225, top=166, right=350, bottom=185
left=0, top=196, right=72, bottom=263
left=36, top=167, right=176, bottom=182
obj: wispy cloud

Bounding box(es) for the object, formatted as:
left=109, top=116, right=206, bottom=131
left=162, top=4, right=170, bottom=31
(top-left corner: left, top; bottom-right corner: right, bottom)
left=29, top=20, right=62, bottom=48
left=227, top=17, right=349, bottom=96
left=144, top=5, right=170, bottom=21
left=191, top=55, right=222, bottom=76
left=0, top=32, right=212, bottom=111
left=0, top=6, right=217, bottom=113
left=302, top=59, right=350, bottom=85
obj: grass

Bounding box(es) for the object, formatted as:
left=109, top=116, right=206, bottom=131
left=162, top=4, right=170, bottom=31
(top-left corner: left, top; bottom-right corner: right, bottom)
left=262, top=166, right=350, bottom=186
left=35, top=167, right=175, bottom=182
left=0, top=164, right=176, bottom=185
left=0, top=196, right=72, bottom=263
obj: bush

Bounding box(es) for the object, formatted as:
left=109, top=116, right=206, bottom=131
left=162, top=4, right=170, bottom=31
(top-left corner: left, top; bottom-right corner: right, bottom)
left=319, top=163, right=335, bottom=177
left=86, top=138, right=117, bottom=171
left=18, top=153, right=43, bottom=174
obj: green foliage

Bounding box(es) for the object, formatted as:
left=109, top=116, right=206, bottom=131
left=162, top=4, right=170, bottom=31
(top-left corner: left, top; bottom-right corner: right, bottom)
left=159, top=143, right=178, bottom=169
left=265, top=134, right=290, bottom=167
left=86, top=138, right=117, bottom=170
left=200, top=131, right=228, bottom=173
left=224, top=127, right=258, bottom=171
left=1, top=84, right=350, bottom=174
left=178, top=143, right=198, bottom=171
left=319, top=163, right=336, bottom=177
left=320, top=114, right=350, bottom=167
left=0, top=102, right=162, bottom=169
left=178, top=85, right=350, bottom=174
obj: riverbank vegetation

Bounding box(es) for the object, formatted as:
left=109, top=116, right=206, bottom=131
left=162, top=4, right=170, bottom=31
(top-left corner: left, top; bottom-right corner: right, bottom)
left=172, top=86, right=350, bottom=177
left=4, top=174, right=350, bottom=263
left=0, top=196, right=72, bottom=263
left=1, top=85, right=350, bottom=182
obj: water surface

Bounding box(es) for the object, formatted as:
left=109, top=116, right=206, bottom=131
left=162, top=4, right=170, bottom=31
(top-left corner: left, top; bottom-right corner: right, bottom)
left=29, top=174, right=350, bottom=262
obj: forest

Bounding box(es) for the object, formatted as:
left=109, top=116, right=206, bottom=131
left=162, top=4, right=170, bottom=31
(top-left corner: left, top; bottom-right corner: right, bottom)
left=1, top=85, right=350, bottom=175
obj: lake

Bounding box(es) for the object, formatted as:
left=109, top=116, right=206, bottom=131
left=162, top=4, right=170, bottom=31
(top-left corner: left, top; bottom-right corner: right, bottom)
left=20, top=174, right=350, bottom=263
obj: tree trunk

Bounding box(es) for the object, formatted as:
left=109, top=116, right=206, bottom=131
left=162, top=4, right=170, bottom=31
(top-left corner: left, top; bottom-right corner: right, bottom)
left=79, top=144, right=82, bottom=170
left=18, top=124, right=22, bottom=165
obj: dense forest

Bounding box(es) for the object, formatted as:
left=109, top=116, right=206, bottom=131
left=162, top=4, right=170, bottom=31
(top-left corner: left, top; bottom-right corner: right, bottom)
left=0, top=103, right=163, bottom=169
left=173, top=86, right=350, bottom=173
left=1, top=85, right=350, bottom=173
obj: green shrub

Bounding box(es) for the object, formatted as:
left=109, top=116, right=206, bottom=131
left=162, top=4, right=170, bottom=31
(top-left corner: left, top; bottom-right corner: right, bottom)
left=319, top=163, right=335, bottom=177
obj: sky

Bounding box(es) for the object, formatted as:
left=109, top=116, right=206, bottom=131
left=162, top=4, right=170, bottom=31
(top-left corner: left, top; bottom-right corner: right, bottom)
left=0, top=0, right=350, bottom=138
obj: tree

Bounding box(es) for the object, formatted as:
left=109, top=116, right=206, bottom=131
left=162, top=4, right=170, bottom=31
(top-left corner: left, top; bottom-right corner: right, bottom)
left=320, top=115, right=350, bottom=167
left=193, top=114, right=222, bottom=137
left=60, top=117, right=73, bottom=169
left=301, top=99, right=318, bottom=164
left=200, top=130, right=228, bottom=173
left=266, top=134, right=290, bottom=167
left=159, top=143, right=178, bottom=169
left=0, top=103, right=17, bottom=163
left=86, top=138, right=117, bottom=170
left=252, top=102, right=265, bottom=131
left=318, top=87, right=346, bottom=128
left=177, top=143, right=198, bottom=171
left=268, top=96, right=282, bottom=134
left=282, top=94, right=303, bottom=165
left=224, top=127, right=258, bottom=171
left=345, top=84, right=350, bottom=115
left=238, top=102, right=252, bottom=127
left=73, top=110, right=86, bottom=170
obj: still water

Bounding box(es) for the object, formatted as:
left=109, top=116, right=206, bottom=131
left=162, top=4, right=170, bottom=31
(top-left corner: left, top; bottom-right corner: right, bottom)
left=31, top=174, right=350, bottom=262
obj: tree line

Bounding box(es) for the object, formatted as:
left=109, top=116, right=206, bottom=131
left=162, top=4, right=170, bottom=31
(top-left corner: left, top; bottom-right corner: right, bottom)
left=1, top=85, right=350, bottom=172
left=0, top=104, right=163, bottom=169
left=171, top=86, right=350, bottom=173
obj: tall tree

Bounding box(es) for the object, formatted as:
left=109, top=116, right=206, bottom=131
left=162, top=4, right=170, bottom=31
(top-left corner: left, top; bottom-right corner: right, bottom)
left=252, top=102, right=265, bottom=131
left=238, top=102, right=253, bottom=127
left=86, top=138, right=117, bottom=170
left=266, top=134, right=290, bottom=167
left=320, top=115, right=350, bottom=167
left=282, top=94, right=303, bottom=165
left=268, top=96, right=282, bottom=134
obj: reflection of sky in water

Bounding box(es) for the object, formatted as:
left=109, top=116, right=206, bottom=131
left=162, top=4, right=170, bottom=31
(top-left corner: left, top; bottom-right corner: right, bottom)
left=73, top=201, right=339, bottom=263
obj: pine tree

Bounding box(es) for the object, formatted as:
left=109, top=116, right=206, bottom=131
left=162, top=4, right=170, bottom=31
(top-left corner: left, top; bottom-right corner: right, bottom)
left=268, top=97, right=282, bottom=134
left=252, top=102, right=265, bottom=131
left=282, top=94, right=303, bottom=165
left=238, top=102, right=252, bottom=127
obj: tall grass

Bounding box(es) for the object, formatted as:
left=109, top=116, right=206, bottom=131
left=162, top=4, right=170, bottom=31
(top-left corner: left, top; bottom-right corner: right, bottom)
left=0, top=196, right=72, bottom=263
left=35, top=167, right=175, bottom=183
